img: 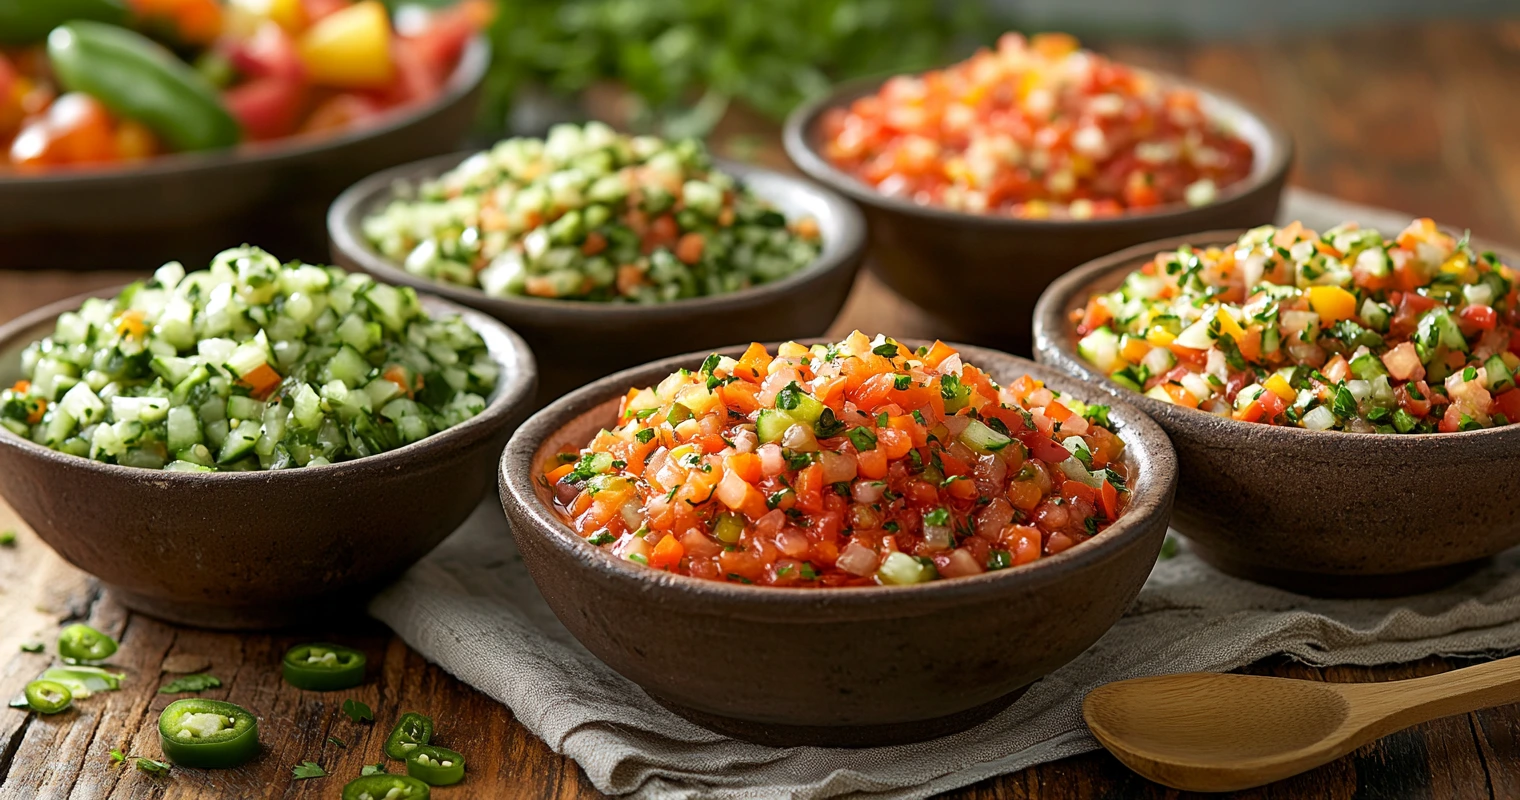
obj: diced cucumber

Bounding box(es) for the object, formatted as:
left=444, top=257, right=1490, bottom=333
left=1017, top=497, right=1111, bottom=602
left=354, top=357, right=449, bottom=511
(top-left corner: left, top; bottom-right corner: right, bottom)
left=959, top=419, right=1012, bottom=455
left=1416, top=308, right=1468, bottom=353
left=226, top=395, right=264, bottom=421
left=291, top=383, right=323, bottom=430
left=1350, top=351, right=1389, bottom=381
left=1486, top=355, right=1515, bottom=394
left=876, top=552, right=936, bottom=585
left=324, top=345, right=372, bottom=388
left=59, top=383, right=106, bottom=426
left=217, top=419, right=261, bottom=464
left=166, top=405, right=201, bottom=452
left=1077, top=327, right=1122, bottom=373
left=150, top=355, right=197, bottom=386
left=1358, top=298, right=1391, bottom=333
left=756, top=409, right=796, bottom=444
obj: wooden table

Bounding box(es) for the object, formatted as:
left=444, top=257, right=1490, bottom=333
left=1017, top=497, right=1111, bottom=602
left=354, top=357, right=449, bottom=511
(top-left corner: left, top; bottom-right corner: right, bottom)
left=4, top=19, right=1520, bottom=799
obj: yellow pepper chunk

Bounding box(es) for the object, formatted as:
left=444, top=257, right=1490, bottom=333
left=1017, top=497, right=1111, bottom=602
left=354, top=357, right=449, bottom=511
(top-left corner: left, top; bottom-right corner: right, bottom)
left=1306, top=285, right=1358, bottom=323
left=1144, top=326, right=1176, bottom=347
left=1120, top=336, right=1151, bottom=363
left=1263, top=374, right=1296, bottom=402
left=1213, top=308, right=1246, bottom=341
left=298, top=0, right=394, bottom=89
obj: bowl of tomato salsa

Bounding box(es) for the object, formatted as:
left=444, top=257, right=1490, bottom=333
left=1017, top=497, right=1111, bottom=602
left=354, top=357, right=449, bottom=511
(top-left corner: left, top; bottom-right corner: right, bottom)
left=783, top=32, right=1291, bottom=355
left=0, top=1, right=490, bottom=270
left=1034, top=219, right=1520, bottom=595
left=499, top=334, right=1176, bottom=746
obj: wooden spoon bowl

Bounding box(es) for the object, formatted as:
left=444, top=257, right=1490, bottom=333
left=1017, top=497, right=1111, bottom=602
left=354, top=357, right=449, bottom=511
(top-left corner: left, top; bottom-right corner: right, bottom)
left=1083, top=658, right=1520, bottom=792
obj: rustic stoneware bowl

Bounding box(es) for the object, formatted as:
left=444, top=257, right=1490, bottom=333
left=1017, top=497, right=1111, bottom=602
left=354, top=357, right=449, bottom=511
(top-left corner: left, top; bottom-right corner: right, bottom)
left=0, top=285, right=537, bottom=630
left=329, top=155, right=866, bottom=403
left=783, top=73, right=1292, bottom=356
left=0, top=38, right=489, bottom=271
left=1034, top=230, right=1520, bottom=596
left=499, top=341, right=1177, bottom=747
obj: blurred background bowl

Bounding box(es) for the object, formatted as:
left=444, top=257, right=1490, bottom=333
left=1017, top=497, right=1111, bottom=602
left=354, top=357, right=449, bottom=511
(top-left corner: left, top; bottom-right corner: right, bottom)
left=0, top=37, right=489, bottom=272
left=499, top=341, right=1176, bottom=746
left=0, top=285, right=537, bottom=629
left=784, top=72, right=1292, bottom=356
left=1034, top=229, right=1520, bottom=597
left=330, top=154, right=866, bottom=403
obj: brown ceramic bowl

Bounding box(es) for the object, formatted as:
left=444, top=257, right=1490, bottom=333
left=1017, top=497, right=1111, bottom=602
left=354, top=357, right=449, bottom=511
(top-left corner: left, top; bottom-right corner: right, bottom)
left=1034, top=230, right=1520, bottom=597
left=0, top=37, right=489, bottom=271
left=0, top=285, right=537, bottom=630
left=499, top=341, right=1177, bottom=747
left=783, top=72, right=1292, bottom=356
left=328, top=154, right=866, bottom=403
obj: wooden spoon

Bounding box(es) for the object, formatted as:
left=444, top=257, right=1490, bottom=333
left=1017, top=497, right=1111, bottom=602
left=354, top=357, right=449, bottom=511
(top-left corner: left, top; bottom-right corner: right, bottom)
left=1082, top=657, right=1520, bottom=792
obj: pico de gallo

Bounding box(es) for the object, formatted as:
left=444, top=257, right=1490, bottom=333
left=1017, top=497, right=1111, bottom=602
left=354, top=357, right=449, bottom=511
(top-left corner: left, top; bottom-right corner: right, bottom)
left=819, top=32, right=1254, bottom=220
left=0, top=0, right=488, bottom=171
left=363, top=122, right=823, bottom=303
left=1074, top=218, right=1520, bottom=433
left=544, top=333, right=1132, bottom=587
left=0, top=246, right=497, bottom=471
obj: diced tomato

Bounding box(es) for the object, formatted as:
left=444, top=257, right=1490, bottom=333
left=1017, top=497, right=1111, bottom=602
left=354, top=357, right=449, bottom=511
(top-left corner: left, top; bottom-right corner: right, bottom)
left=224, top=78, right=306, bottom=141
left=1492, top=390, right=1520, bottom=422
left=9, top=93, right=118, bottom=168
left=1100, top=480, right=1120, bottom=520
left=227, top=21, right=306, bottom=82
left=1460, top=304, right=1497, bottom=332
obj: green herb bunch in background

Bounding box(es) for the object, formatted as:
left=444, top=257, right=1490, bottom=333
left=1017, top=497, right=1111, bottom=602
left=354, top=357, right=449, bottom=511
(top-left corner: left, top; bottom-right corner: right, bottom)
left=482, top=0, right=991, bottom=137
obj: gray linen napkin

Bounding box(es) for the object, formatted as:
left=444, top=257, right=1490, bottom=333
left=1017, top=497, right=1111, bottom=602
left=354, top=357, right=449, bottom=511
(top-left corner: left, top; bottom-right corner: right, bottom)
left=369, top=190, right=1520, bottom=798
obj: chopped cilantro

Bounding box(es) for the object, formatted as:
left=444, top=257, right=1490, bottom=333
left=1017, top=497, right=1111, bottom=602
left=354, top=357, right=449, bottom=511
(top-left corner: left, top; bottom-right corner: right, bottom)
left=924, top=507, right=950, bottom=526
left=635, top=428, right=655, bottom=444
left=873, top=342, right=900, bottom=358
left=847, top=426, right=878, bottom=451
left=814, top=408, right=846, bottom=438
left=341, top=699, right=373, bottom=724
left=775, top=381, right=804, bottom=411
left=292, top=761, right=326, bottom=780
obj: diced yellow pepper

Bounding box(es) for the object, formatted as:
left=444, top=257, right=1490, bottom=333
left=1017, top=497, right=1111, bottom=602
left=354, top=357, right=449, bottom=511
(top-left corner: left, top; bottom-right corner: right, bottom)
left=1502, top=352, right=1520, bottom=371
left=1145, top=326, right=1176, bottom=347
left=1120, top=336, right=1151, bottom=363
left=1263, top=374, right=1296, bottom=402
left=1214, top=308, right=1246, bottom=341
left=1306, top=285, right=1358, bottom=323
left=298, top=0, right=394, bottom=89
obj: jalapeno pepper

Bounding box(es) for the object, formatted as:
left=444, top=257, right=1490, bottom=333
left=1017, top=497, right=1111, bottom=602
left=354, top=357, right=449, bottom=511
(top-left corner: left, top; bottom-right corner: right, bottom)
left=343, top=775, right=431, bottom=800
left=23, top=680, right=73, bottom=715
left=281, top=643, right=366, bottom=691
left=57, top=623, right=118, bottom=663
left=47, top=21, right=241, bottom=152
left=157, top=698, right=260, bottom=768
left=383, top=712, right=434, bottom=760
left=405, top=745, right=464, bottom=786
left=0, top=0, right=128, bottom=45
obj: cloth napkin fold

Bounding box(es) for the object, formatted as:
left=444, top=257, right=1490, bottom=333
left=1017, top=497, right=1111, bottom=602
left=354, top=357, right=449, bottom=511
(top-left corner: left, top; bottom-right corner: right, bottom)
left=369, top=190, right=1520, bottom=798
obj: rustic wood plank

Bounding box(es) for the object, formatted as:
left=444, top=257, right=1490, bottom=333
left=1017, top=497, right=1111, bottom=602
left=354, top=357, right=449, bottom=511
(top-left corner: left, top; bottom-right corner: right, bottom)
left=4, top=19, right=1520, bottom=799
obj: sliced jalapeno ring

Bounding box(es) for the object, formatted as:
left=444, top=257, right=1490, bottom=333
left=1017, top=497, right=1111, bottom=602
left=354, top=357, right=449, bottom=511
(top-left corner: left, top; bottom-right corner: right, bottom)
left=405, top=745, right=465, bottom=786
left=342, top=774, right=431, bottom=800
left=157, top=698, right=259, bottom=768
left=383, top=712, right=434, bottom=761
left=58, top=623, right=118, bottom=663
left=24, top=679, right=72, bottom=714
left=281, top=643, right=366, bottom=691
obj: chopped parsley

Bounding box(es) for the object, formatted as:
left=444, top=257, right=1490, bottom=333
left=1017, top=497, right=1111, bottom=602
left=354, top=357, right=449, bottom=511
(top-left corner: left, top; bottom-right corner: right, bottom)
left=847, top=426, right=878, bottom=451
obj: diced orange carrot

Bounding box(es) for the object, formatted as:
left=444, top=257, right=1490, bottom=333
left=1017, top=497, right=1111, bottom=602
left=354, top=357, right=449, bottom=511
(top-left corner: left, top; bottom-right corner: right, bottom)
left=382, top=365, right=414, bottom=398
left=674, top=232, right=705, bottom=265
left=11, top=380, right=29, bottom=393
left=240, top=363, right=282, bottom=400
left=649, top=533, right=685, bottom=570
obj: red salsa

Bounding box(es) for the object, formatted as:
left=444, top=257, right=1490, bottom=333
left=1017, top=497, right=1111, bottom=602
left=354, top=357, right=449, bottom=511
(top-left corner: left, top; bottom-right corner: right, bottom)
left=545, top=333, right=1132, bottom=587
left=820, top=32, right=1254, bottom=219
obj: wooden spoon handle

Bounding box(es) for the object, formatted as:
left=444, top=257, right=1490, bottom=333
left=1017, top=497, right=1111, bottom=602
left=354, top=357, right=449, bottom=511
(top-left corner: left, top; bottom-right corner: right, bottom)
left=1347, top=656, right=1520, bottom=732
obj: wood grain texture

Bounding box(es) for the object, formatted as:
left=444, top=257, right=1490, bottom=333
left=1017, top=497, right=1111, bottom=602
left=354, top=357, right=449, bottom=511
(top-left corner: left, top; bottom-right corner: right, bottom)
left=3, top=19, right=1520, bottom=799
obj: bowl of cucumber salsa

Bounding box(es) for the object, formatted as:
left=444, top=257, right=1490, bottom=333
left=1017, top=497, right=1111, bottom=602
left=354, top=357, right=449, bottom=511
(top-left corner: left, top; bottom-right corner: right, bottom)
left=329, top=122, right=866, bottom=400
left=0, top=246, right=536, bottom=629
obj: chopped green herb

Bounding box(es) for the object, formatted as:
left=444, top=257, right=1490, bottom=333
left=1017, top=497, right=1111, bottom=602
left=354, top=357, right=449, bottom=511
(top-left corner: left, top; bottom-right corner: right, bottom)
left=775, top=381, right=804, bottom=411
left=924, top=507, right=950, bottom=526
left=628, top=553, right=649, bottom=565
left=587, top=531, right=616, bottom=546
left=726, top=573, right=753, bottom=584
left=894, top=374, right=911, bottom=390
left=327, top=736, right=346, bottom=748
left=847, top=426, right=878, bottom=451
left=292, top=761, right=326, bottom=780
left=361, top=763, right=388, bottom=776
left=814, top=408, right=845, bottom=438
left=986, top=550, right=1012, bottom=570
left=135, top=757, right=171, bottom=775
left=20, top=642, right=43, bottom=653
left=341, top=698, right=373, bottom=724
left=873, top=342, right=899, bottom=358
left=635, top=428, right=655, bottom=444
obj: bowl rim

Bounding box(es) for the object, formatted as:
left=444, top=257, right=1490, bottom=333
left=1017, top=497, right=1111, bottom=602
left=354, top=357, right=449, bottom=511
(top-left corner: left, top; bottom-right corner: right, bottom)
left=0, top=36, right=490, bottom=188
left=327, top=152, right=868, bottom=322
left=499, top=338, right=1178, bottom=609
left=1033, top=226, right=1520, bottom=445
left=0, top=279, right=538, bottom=482
left=782, top=69, right=1294, bottom=230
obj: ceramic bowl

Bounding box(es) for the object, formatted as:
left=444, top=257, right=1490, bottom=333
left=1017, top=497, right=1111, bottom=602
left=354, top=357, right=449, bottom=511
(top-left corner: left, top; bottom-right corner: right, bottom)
left=1034, top=230, right=1520, bottom=596
left=328, top=155, right=867, bottom=403
left=0, top=286, right=537, bottom=630
left=783, top=73, right=1292, bottom=356
left=0, top=38, right=490, bottom=271
left=498, top=341, right=1177, bottom=746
